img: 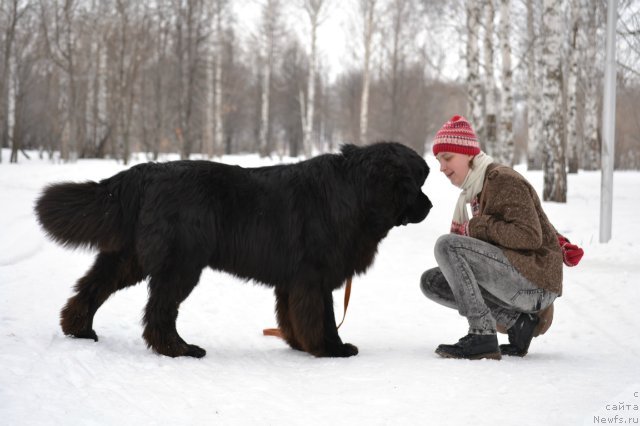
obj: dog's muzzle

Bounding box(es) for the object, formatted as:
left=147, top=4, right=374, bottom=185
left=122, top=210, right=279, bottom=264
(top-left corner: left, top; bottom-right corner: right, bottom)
left=398, top=192, right=432, bottom=226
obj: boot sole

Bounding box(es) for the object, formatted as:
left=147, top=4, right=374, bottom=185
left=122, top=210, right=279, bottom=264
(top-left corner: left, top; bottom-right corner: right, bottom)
left=499, top=345, right=528, bottom=357
left=435, top=348, right=502, bottom=360
left=502, top=351, right=528, bottom=357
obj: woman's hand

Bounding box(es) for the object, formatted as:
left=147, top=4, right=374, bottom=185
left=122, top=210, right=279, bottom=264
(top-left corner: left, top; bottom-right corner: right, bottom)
left=557, top=235, right=584, bottom=267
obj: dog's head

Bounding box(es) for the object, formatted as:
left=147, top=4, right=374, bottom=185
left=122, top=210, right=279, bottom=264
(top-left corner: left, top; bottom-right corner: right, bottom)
left=342, top=142, right=432, bottom=231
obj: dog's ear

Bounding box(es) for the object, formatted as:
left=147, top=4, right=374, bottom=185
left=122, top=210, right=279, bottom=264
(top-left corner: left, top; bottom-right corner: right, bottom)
left=340, top=144, right=359, bottom=158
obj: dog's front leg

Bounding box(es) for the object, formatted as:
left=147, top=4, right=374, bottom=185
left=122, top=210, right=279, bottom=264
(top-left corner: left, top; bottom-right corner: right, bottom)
left=321, top=290, right=358, bottom=357
left=288, top=281, right=358, bottom=358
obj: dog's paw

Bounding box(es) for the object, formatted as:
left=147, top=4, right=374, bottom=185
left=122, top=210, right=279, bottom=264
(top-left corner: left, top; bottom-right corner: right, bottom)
left=321, top=342, right=359, bottom=358
left=146, top=332, right=207, bottom=358
left=68, top=329, right=98, bottom=342
left=153, top=342, right=207, bottom=358
left=184, top=344, right=206, bottom=358
left=340, top=343, right=359, bottom=357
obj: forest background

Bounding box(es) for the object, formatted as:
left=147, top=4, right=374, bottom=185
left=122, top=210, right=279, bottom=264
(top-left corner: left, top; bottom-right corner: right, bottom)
left=1, top=0, right=639, bottom=201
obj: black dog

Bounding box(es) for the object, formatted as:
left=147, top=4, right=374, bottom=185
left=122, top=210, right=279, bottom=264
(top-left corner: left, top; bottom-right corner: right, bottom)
left=35, top=142, right=431, bottom=358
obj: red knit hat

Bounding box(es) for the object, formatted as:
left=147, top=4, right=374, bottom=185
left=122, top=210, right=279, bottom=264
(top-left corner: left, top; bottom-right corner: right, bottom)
left=432, top=115, right=480, bottom=156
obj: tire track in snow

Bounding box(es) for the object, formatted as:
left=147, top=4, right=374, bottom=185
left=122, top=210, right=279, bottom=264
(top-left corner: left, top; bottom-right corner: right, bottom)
left=0, top=212, right=45, bottom=267
left=560, top=285, right=638, bottom=358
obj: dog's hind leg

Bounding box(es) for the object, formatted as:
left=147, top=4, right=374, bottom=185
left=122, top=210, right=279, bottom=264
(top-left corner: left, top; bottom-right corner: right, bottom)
left=61, top=250, right=144, bottom=341
left=142, top=263, right=206, bottom=358
left=274, top=287, right=303, bottom=351
left=288, top=282, right=358, bottom=358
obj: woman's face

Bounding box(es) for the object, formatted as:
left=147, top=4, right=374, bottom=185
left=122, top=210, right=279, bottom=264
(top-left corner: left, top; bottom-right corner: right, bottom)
left=436, top=152, right=473, bottom=187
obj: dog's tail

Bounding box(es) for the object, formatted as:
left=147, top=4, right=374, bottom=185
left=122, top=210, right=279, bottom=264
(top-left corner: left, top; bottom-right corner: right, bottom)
left=35, top=170, right=140, bottom=252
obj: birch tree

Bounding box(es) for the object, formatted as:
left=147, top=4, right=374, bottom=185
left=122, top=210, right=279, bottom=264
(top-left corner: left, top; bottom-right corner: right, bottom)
left=204, top=4, right=215, bottom=158
left=466, top=0, right=483, bottom=137
left=84, top=0, right=109, bottom=159
left=9, top=1, right=37, bottom=163
left=143, top=0, right=172, bottom=160
left=257, top=0, right=281, bottom=156
left=526, top=0, right=543, bottom=169
left=383, top=0, right=420, bottom=142
left=111, top=0, right=149, bottom=164
left=174, top=0, right=207, bottom=160
left=581, top=0, right=600, bottom=170
left=279, top=41, right=306, bottom=157
left=39, top=0, right=81, bottom=162
left=566, top=0, right=581, bottom=173
left=301, top=0, right=325, bottom=157
left=483, top=0, right=497, bottom=157
left=213, top=1, right=225, bottom=158
left=6, top=50, right=16, bottom=162
left=359, top=0, right=377, bottom=145
left=541, top=0, right=566, bottom=202
left=497, top=0, right=514, bottom=165
left=204, top=0, right=227, bottom=158
left=3, top=0, right=18, bottom=163
left=0, top=0, right=26, bottom=163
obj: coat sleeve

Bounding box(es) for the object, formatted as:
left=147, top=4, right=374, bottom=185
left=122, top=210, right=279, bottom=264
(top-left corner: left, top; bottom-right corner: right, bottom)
left=468, top=173, right=544, bottom=250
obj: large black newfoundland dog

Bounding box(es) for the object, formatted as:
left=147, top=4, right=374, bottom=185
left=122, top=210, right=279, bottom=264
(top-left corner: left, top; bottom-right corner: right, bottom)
left=35, top=142, right=431, bottom=358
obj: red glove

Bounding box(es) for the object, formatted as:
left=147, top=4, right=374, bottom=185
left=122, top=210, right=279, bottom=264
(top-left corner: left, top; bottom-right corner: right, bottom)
left=558, top=235, right=584, bottom=267
left=451, top=221, right=469, bottom=236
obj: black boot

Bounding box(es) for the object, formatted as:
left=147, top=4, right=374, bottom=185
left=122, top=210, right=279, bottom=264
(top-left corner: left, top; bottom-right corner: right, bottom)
left=435, top=334, right=501, bottom=360
left=500, top=313, right=539, bottom=357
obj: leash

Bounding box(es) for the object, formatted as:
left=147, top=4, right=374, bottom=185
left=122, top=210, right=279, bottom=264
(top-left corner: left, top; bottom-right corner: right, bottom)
left=263, top=277, right=353, bottom=339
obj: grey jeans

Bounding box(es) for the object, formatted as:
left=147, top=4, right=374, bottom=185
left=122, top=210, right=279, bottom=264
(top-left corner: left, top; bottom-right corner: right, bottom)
left=421, top=234, right=557, bottom=335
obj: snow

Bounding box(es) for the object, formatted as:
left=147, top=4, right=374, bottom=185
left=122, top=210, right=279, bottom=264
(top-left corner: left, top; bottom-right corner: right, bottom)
left=1, top=149, right=639, bottom=426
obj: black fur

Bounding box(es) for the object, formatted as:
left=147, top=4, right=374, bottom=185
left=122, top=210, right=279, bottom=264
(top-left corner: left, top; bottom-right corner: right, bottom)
left=35, top=142, right=432, bottom=358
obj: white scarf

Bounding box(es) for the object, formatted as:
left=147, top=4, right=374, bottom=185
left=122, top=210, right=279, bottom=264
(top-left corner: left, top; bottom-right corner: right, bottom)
left=452, top=152, right=495, bottom=227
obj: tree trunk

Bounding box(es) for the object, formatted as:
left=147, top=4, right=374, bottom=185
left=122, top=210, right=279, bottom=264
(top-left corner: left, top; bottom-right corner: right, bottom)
left=258, top=0, right=279, bottom=157
left=582, top=0, right=600, bottom=170
left=204, top=0, right=225, bottom=158
left=177, top=0, right=204, bottom=160
left=359, top=0, right=376, bottom=146
left=213, top=1, right=224, bottom=157
left=303, top=1, right=323, bottom=157
left=204, top=34, right=215, bottom=158
left=64, top=0, right=78, bottom=162
left=1, top=0, right=20, bottom=164
left=498, top=0, right=514, bottom=165
left=541, top=0, right=566, bottom=202
left=259, top=58, right=271, bottom=156
left=152, top=7, right=169, bottom=161
left=466, top=0, right=483, bottom=136
left=8, top=51, right=17, bottom=163
left=526, top=0, right=543, bottom=170
left=483, top=0, right=497, bottom=158
left=566, top=0, right=580, bottom=173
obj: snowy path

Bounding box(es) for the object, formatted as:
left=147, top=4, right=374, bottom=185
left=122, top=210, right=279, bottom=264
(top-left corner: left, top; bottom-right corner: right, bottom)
left=1, top=152, right=638, bottom=425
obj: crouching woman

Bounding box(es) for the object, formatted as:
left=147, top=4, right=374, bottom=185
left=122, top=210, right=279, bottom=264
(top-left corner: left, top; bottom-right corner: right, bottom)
left=420, top=115, right=579, bottom=360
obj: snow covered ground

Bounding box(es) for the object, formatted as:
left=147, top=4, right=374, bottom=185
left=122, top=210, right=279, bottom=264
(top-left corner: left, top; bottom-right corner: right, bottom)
left=1, top=149, right=638, bottom=426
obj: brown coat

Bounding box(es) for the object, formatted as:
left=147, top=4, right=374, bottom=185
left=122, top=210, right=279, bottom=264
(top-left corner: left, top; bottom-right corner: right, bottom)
left=468, top=164, right=563, bottom=295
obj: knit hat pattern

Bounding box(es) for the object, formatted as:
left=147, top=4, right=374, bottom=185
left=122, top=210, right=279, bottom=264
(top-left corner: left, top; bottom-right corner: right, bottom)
left=432, top=115, right=480, bottom=156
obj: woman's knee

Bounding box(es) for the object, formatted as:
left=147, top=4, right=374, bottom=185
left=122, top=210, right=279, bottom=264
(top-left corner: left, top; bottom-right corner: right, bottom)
left=434, top=234, right=461, bottom=264
left=420, top=268, right=441, bottom=296
left=420, top=267, right=457, bottom=309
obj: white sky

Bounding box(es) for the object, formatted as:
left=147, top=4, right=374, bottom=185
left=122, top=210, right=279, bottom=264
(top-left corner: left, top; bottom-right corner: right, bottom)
left=232, top=0, right=356, bottom=81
